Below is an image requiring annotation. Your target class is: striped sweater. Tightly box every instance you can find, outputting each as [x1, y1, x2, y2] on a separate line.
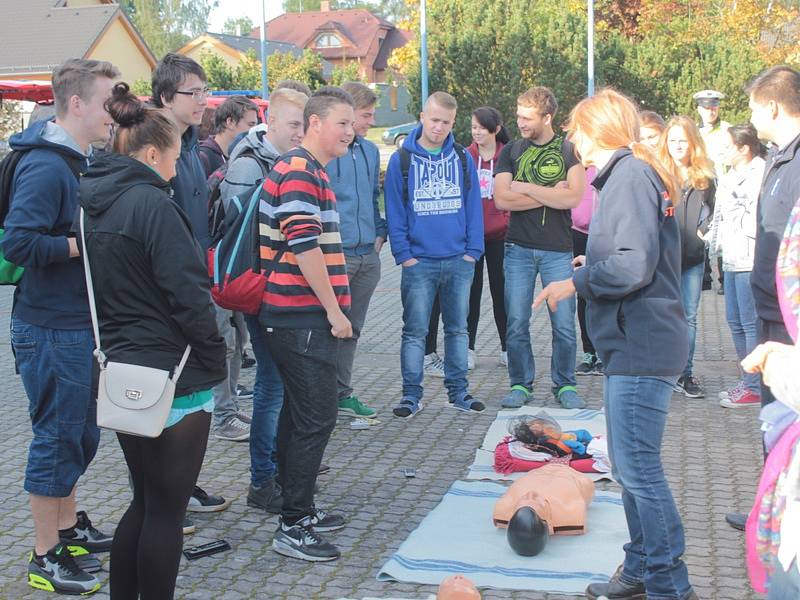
[257, 146, 351, 328]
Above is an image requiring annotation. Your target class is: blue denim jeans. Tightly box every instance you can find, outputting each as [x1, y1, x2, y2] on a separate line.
[604, 375, 693, 600]
[400, 256, 474, 402]
[723, 270, 760, 393]
[680, 262, 703, 378]
[768, 559, 800, 600]
[245, 315, 284, 488]
[503, 243, 577, 390]
[11, 315, 99, 498]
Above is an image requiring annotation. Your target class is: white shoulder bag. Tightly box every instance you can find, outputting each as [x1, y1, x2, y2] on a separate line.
[80, 207, 191, 438]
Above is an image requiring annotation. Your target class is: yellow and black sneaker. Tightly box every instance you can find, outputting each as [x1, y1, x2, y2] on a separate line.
[59, 511, 113, 553]
[28, 543, 101, 595]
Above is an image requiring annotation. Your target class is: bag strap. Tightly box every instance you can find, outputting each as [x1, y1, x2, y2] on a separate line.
[79, 207, 191, 378]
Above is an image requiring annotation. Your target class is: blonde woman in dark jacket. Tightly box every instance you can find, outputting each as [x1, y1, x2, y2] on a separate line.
[658, 115, 717, 399]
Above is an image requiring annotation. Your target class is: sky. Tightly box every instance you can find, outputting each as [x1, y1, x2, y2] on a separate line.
[206, 1, 285, 34]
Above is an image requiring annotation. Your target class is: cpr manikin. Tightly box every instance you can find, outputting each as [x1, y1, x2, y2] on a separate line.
[436, 575, 481, 599]
[493, 463, 595, 556]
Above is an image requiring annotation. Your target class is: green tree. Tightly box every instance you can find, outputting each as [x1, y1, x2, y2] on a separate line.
[267, 50, 327, 90]
[119, 0, 217, 58]
[329, 61, 364, 86]
[222, 16, 253, 36]
[0, 101, 23, 139]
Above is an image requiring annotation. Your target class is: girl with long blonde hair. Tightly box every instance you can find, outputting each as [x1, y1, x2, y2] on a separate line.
[658, 116, 717, 399]
[535, 88, 697, 600]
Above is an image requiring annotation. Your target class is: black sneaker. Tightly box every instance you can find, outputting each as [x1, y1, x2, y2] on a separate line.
[585, 565, 646, 599]
[678, 375, 704, 398]
[309, 506, 346, 532]
[28, 543, 101, 595]
[576, 352, 596, 376]
[241, 352, 256, 369]
[59, 511, 113, 554]
[247, 479, 283, 514]
[236, 384, 254, 400]
[592, 359, 604, 375]
[272, 516, 340, 562]
[187, 485, 232, 513]
[67, 546, 102, 574]
[725, 512, 746, 531]
[183, 517, 196, 535]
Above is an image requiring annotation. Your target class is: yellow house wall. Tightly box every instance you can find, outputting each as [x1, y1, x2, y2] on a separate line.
[86, 17, 153, 82]
[183, 42, 241, 69]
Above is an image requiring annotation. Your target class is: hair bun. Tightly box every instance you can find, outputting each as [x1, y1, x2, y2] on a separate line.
[106, 82, 146, 128]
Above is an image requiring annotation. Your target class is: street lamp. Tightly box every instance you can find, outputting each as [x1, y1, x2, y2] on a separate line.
[420, 0, 428, 103]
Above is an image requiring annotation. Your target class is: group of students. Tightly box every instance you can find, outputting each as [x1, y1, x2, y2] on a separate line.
[3, 48, 800, 600]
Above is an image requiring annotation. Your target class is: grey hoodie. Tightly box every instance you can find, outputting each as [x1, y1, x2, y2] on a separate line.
[219, 125, 281, 209]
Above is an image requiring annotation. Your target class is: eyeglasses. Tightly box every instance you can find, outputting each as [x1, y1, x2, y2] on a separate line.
[174, 88, 209, 102]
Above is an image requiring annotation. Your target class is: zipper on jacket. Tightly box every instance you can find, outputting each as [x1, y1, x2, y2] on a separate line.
[352, 143, 362, 249]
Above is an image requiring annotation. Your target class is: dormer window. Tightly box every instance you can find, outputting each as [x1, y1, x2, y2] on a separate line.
[316, 33, 341, 48]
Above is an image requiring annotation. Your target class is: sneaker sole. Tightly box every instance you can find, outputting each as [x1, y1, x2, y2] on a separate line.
[187, 498, 232, 513]
[183, 524, 196, 535]
[337, 407, 377, 418]
[214, 431, 250, 442]
[312, 522, 346, 533]
[61, 540, 112, 554]
[586, 590, 646, 600]
[720, 399, 760, 408]
[28, 573, 101, 596]
[683, 390, 705, 399]
[271, 540, 339, 562]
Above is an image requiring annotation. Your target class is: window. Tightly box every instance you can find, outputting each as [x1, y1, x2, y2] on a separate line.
[316, 33, 341, 48]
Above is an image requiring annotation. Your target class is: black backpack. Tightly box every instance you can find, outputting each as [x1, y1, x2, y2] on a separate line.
[0, 148, 81, 285]
[397, 143, 471, 204]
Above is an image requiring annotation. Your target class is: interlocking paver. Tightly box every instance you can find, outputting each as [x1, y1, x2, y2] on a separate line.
[0, 249, 763, 599]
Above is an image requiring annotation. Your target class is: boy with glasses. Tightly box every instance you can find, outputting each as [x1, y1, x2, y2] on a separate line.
[150, 52, 230, 519]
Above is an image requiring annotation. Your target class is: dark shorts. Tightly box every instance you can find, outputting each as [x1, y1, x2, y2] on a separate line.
[11, 315, 99, 497]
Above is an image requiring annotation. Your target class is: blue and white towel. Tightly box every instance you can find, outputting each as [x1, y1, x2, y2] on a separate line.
[467, 407, 611, 482]
[377, 480, 626, 594]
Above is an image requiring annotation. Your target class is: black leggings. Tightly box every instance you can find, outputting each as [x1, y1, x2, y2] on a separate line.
[110, 410, 210, 600]
[572, 229, 595, 355]
[425, 239, 507, 353]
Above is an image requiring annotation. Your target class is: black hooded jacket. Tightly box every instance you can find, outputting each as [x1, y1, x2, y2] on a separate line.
[78, 152, 226, 396]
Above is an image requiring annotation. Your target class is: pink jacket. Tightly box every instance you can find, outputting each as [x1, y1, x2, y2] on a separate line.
[570, 166, 597, 234]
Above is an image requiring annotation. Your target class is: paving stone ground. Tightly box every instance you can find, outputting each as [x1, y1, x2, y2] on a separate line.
[0, 250, 762, 599]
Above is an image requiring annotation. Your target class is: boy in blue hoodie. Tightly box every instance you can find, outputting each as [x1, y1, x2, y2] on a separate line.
[3, 58, 119, 595]
[385, 91, 485, 418]
[327, 82, 387, 419]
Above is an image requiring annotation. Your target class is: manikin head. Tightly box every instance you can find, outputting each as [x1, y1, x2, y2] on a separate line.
[437, 575, 481, 600]
[506, 492, 550, 557]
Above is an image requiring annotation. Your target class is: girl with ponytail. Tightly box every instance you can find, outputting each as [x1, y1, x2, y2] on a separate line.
[534, 88, 698, 600]
[80, 82, 226, 599]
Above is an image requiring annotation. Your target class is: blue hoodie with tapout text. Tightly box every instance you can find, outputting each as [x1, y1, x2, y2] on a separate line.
[384, 124, 483, 265]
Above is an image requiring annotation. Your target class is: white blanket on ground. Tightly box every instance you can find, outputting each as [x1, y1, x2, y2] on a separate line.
[466, 407, 612, 482]
[376, 480, 627, 594]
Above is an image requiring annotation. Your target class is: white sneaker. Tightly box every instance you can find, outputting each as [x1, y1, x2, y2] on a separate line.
[423, 353, 445, 378]
[500, 351, 508, 366]
[467, 349, 475, 370]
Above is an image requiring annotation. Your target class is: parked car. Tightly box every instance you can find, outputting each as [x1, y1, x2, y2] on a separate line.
[382, 121, 416, 149]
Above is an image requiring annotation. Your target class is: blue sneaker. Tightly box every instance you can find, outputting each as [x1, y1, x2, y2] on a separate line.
[556, 385, 586, 409]
[501, 386, 531, 408]
[393, 397, 423, 419]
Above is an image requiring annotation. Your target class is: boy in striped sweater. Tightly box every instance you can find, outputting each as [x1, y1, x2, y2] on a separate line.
[257, 87, 354, 562]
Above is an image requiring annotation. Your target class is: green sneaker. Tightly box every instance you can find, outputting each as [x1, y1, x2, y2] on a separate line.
[338, 396, 377, 418]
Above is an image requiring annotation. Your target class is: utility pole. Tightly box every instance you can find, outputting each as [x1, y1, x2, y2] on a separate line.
[587, 0, 595, 97]
[260, 0, 269, 100]
[420, 0, 428, 103]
